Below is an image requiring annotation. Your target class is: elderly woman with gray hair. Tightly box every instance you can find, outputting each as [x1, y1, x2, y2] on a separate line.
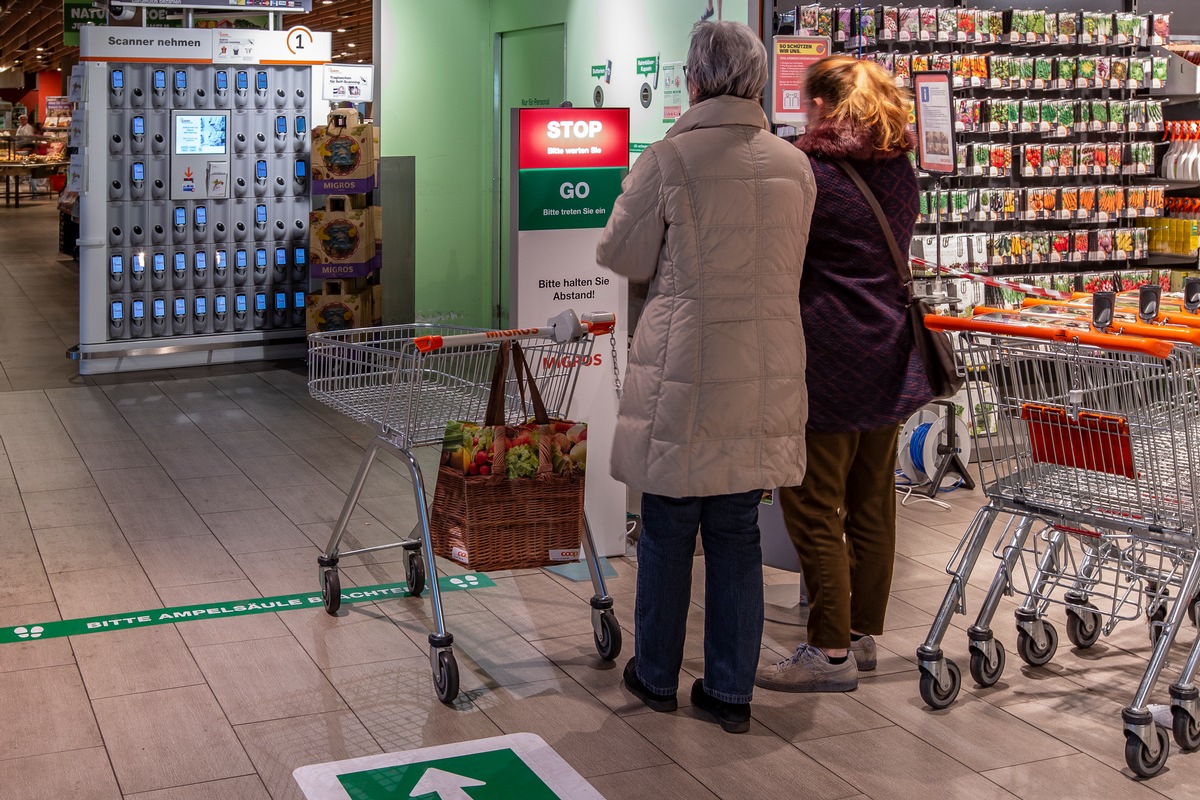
[596, 20, 815, 733]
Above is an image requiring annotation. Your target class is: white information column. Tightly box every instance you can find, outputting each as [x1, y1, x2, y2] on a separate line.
[510, 107, 630, 557]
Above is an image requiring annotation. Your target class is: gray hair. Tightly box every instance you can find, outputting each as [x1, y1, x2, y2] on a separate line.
[686, 20, 768, 101]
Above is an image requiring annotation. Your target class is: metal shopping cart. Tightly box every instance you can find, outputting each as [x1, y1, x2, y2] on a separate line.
[915, 301, 1200, 777]
[307, 309, 622, 703]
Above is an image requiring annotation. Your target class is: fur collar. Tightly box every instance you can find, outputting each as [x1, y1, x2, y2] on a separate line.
[797, 118, 915, 161]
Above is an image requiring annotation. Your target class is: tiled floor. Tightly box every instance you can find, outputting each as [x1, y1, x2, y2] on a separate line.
[2, 201, 1199, 798]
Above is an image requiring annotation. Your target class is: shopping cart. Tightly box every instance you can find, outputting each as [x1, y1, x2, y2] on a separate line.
[307, 309, 622, 703]
[915, 303, 1200, 777]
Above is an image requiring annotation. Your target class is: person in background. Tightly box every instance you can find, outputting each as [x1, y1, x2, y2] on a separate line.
[597, 20, 815, 733]
[755, 55, 932, 694]
[14, 114, 34, 151]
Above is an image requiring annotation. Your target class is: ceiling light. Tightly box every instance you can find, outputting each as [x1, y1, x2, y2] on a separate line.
[322, 0, 333, 4]
[35, 47, 43, 52]
[348, 43, 356, 47]
[357, 59, 364, 63]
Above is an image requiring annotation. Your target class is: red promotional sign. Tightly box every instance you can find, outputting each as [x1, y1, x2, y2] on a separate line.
[518, 108, 630, 170]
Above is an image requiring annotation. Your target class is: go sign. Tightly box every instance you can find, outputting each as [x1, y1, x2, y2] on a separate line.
[559, 182, 590, 199]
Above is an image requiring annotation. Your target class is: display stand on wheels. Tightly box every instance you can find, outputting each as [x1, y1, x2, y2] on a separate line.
[307, 308, 623, 703]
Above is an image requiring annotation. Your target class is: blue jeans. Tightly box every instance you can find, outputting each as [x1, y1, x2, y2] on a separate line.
[635, 489, 765, 704]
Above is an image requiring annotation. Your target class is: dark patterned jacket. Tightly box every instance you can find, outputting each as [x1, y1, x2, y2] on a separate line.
[796, 121, 933, 432]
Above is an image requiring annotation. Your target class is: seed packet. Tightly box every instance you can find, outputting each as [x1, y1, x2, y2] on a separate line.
[1115, 229, 1135, 257]
[1152, 57, 1168, 85]
[972, 54, 989, 81]
[1057, 57, 1077, 83]
[957, 9, 977, 40]
[990, 55, 1010, 85]
[881, 6, 899, 40]
[1077, 56, 1097, 84]
[1058, 12, 1079, 41]
[1095, 57, 1111, 84]
[1114, 12, 1139, 45]
[951, 189, 971, 218]
[1091, 146, 1108, 172]
[1132, 228, 1148, 258]
[1060, 188, 1080, 214]
[836, 6, 854, 41]
[1023, 144, 1043, 174]
[1091, 100, 1109, 126]
[1129, 57, 1147, 86]
[798, 4, 820, 34]
[893, 55, 911, 83]
[931, 53, 953, 73]
[1031, 233, 1051, 263]
[1107, 144, 1125, 174]
[1074, 231, 1090, 259]
[971, 143, 989, 173]
[1128, 101, 1147, 129]
[991, 143, 1010, 173]
[1060, 145, 1077, 174]
[1133, 142, 1155, 173]
[1035, 57, 1053, 83]
[857, 7, 877, 44]
[1044, 12, 1058, 41]
[1109, 101, 1127, 127]
[956, 98, 979, 131]
[1151, 13, 1171, 44]
[1031, 10, 1047, 39]
[1018, 57, 1035, 83]
[938, 7, 958, 39]
[1010, 10, 1028, 37]
[1111, 58, 1128, 83]
[1079, 187, 1097, 214]
[986, 9, 1005, 40]
[1041, 189, 1058, 216]
[1082, 12, 1111, 43]
[1043, 144, 1061, 173]
[1095, 12, 1114, 40]
[1051, 232, 1071, 259]
[1147, 101, 1163, 126]
[1021, 100, 1041, 127]
[1096, 229, 1114, 258]
[1077, 102, 1091, 126]
[816, 5, 833, 37]
[919, 7, 938, 40]
[898, 7, 920, 41]
[1006, 99, 1020, 128]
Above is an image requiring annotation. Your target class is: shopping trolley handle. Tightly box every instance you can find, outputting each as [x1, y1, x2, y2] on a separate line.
[925, 313, 1176, 358]
[413, 309, 618, 353]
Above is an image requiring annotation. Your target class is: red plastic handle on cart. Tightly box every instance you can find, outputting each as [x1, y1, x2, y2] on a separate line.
[413, 335, 442, 353]
[924, 314, 1176, 358]
[973, 306, 1200, 346]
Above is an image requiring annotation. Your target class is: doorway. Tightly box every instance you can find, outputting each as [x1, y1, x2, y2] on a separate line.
[493, 24, 565, 327]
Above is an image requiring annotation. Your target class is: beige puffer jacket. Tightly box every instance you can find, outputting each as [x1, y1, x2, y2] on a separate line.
[597, 96, 815, 498]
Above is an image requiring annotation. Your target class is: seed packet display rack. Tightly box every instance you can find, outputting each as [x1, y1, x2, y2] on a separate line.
[775, 5, 1187, 299]
[307, 309, 621, 703]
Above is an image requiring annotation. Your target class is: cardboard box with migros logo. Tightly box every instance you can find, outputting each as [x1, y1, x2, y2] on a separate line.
[312, 121, 379, 194]
[306, 279, 374, 333]
[310, 195, 377, 279]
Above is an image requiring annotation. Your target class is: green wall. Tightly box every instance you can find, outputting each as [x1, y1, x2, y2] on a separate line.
[379, 0, 751, 326]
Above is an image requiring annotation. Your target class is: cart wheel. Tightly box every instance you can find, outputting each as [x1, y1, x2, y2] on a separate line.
[919, 659, 961, 710]
[1173, 707, 1200, 751]
[594, 610, 622, 661]
[433, 650, 459, 704]
[1066, 604, 1102, 649]
[321, 567, 341, 615]
[405, 550, 426, 597]
[1016, 622, 1058, 667]
[969, 642, 1006, 688]
[1187, 593, 1199, 627]
[1125, 724, 1170, 778]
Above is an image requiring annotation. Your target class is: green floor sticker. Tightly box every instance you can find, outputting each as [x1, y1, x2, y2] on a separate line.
[0, 574, 494, 645]
[339, 750, 559, 800]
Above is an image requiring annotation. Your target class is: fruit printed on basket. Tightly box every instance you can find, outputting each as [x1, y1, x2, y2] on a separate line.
[442, 420, 586, 478]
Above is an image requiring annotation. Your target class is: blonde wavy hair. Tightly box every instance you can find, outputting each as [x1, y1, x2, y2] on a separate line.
[804, 56, 911, 153]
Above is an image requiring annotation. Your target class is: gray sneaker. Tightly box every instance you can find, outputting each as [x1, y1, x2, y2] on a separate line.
[850, 635, 877, 671]
[755, 644, 859, 693]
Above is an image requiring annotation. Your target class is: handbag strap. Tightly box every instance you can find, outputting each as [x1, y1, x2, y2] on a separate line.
[482, 340, 552, 427]
[834, 159, 913, 287]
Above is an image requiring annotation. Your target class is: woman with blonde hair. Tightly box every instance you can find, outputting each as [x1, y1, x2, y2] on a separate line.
[756, 55, 932, 693]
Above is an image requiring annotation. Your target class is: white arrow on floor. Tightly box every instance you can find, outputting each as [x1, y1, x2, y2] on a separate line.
[409, 767, 486, 799]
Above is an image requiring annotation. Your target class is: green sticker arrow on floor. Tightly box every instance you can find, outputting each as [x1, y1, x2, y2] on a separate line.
[0, 574, 494, 645]
[293, 733, 605, 799]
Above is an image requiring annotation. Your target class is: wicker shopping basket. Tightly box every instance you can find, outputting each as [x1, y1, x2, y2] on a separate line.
[429, 342, 585, 571]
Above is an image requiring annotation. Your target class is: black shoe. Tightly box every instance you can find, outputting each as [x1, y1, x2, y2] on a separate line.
[622, 659, 677, 712]
[690, 679, 751, 733]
